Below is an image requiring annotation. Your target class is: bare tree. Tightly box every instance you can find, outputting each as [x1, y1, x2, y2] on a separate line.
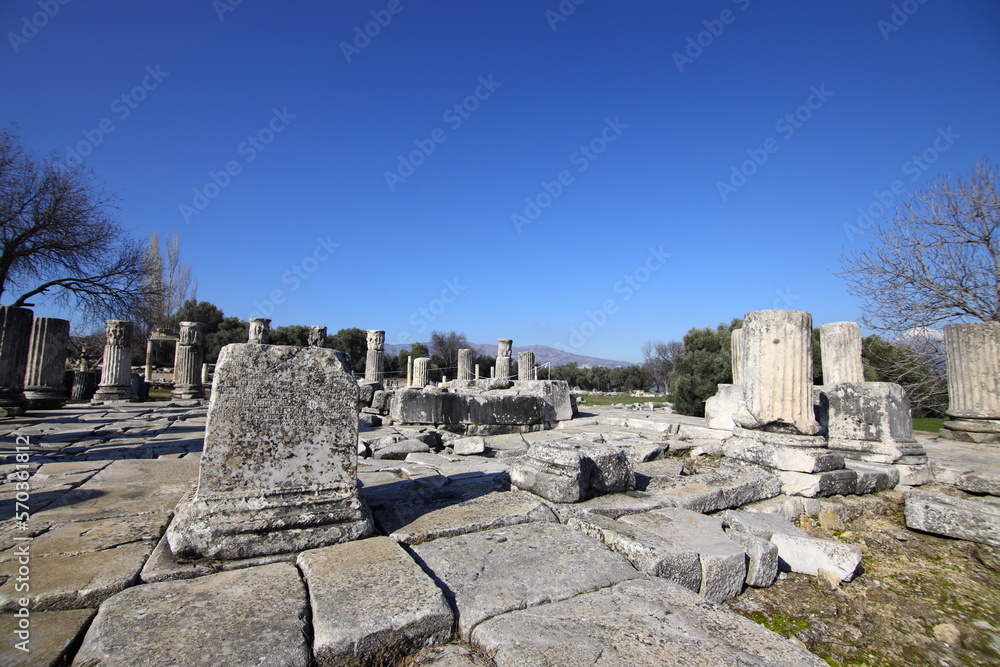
[863, 330, 948, 417]
[0, 128, 147, 324]
[641, 339, 683, 393]
[840, 158, 999, 334]
[430, 331, 470, 373]
[140, 231, 196, 332]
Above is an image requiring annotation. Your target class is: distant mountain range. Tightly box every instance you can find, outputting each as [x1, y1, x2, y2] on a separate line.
[383, 342, 635, 369]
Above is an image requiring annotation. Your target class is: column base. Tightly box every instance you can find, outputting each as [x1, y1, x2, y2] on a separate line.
[0, 392, 28, 416]
[91, 385, 135, 403]
[24, 388, 69, 410]
[171, 385, 206, 400]
[940, 419, 1000, 445]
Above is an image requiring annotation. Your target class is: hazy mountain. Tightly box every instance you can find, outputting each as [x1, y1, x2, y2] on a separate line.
[383, 342, 636, 368]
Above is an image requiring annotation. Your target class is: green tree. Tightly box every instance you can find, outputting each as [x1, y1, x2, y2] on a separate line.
[269, 325, 310, 347]
[668, 319, 741, 417]
[174, 299, 224, 334]
[328, 328, 367, 373]
[206, 316, 248, 363]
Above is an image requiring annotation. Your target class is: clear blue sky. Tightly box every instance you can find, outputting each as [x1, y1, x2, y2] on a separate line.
[3, 1, 998, 362]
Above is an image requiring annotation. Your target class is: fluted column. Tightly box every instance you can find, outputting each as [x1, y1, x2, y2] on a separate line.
[518, 351, 535, 381]
[457, 348, 472, 381]
[307, 326, 327, 347]
[24, 317, 70, 409]
[93, 320, 134, 402]
[735, 310, 820, 435]
[248, 318, 270, 344]
[172, 322, 206, 400]
[364, 330, 384, 383]
[0, 306, 33, 415]
[941, 322, 1000, 444]
[413, 357, 430, 388]
[406, 356, 413, 387]
[731, 328, 745, 385]
[820, 321, 864, 384]
[496, 339, 512, 381]
[944, 322, 1000, 418]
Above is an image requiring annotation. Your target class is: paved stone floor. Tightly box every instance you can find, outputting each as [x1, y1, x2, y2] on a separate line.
[0, 401, 995, 666]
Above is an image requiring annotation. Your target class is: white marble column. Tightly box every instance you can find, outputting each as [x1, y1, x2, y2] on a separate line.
[941, 321, 1000, 444]
[364, 330, 385, 383]
[248, 318, 270, 344]
[93, 320, 134, 402]
[731, 328, 744, 385]
[518, 351, 535, 381]
[171, 321, 206, 400]
[496, 339, 512, 381]
[457, 348, 472, 381]
[820, 321, 864, 384]
[413, 357, 430, 388]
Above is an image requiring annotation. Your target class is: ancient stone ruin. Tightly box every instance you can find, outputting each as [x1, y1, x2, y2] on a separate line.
[92, 320, 134, 403]
[939, 321, 1000, 444]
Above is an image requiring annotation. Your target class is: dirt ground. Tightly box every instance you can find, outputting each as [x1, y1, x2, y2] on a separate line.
[726, 489, 1000, 667]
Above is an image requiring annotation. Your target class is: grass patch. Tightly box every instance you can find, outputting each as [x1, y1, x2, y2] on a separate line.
[578, 394, 664, 406]
[912, 417, 945, 433]
[747, 611, 809, 638]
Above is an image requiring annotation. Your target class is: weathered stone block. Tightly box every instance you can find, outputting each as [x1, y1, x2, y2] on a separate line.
[705, 383, 741, 431]
[510, 442, 632, 503]
[166, 344, 373, 560]
[724, 435, 844, 473]
[905, 488, 1000, 547]
[725, 529, 779, 588]
[768, 533, 863, 581]
[778, 469, 858, 498]
[820, 382, 924, 463]
[298, 537, 453, 665]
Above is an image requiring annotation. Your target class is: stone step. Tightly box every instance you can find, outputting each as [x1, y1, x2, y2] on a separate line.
[904, 488, 1000, 547]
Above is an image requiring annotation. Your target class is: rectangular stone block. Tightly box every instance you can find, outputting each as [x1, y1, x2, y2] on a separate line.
[778, 469, 858, 498]
[905, 489, 1000, 547]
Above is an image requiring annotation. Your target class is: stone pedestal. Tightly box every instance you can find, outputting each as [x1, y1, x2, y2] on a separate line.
[731, 328, 744, 385]
[496, 339, 512, 381]
[820, 382, 925, 463]
[171, 322, 206, 400]
[308, 326, 327, 347]
[0, 306, 33, 416]
[458, 348, 472, 381]
[364, 330, 384, 383]
[940, 322, 1000, 444]
[248, 318, 270, 344]
[734, 310, 820, 436]
[24, 316, 70, 409]
[166, 344, 373, 559]
[518, 351, 535, 381]
[413, 357, 430, 388]
[820, 322, 864, 384]
[92, 320, 134, 403]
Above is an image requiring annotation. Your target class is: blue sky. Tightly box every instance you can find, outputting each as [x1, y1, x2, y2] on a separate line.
[3, 1, 998, 362]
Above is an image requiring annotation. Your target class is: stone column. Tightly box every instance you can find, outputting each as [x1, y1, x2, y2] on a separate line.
[24, 317, 70, 409]
[413, 357, 430, 388]
[171, 322, 206, 400]
[0, 306, 33, 415]
[364, 330, 385, 383]
[496, 339, 512, 381]
[731, 328, 745, 385]
[201, 363, 210, 384]
[406, 356, 413, 387]
[734, 310, 820, 435]
[941, 322, 1000, 443]
[457, 348, 472, 381]
[308, 326, 327, 347]
[474, 363, 480, 380]
[93, 320, 134, 403]
[518, 351, 535, 381]
[144, 338, 154, 382]
[820, 321, 864, 384]
[248, 318, 270, 344]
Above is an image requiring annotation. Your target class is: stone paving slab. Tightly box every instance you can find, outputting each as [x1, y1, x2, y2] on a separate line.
[411, 521, 642, 639]
[30, 458, 199, 524]
[298, 536, 453, 665]
[905, 487, 1000, 547]
[74, 562, 310, 666]
[139, 531, 296, 584]
[0, 540, 156, 611]
[0, 608, 95, 667]
[0, 512, 169, 561]
[471, 577, 827, 666]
